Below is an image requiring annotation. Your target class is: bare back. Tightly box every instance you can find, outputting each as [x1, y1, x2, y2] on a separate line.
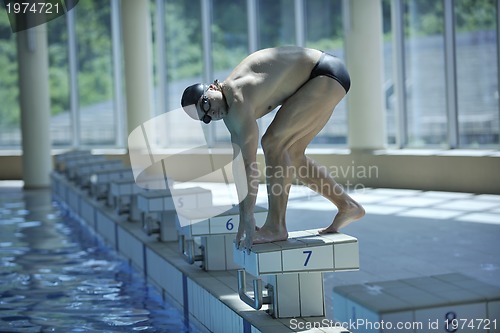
[225, 47, 322, 119]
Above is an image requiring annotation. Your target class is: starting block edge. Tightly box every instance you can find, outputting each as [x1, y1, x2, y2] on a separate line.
[233, 231, 359, 275]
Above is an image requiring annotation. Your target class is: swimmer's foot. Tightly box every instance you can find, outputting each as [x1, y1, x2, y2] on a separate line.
[319, 202, 365, 234]
[253, 225, 288, 244]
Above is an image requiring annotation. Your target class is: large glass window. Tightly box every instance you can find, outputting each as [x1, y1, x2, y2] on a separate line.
[455, 0, 498, 147]
[164, 0, 202, 98]
[160, 0, 203, 147]
[382, 0, 396, 145]
[48, 14, 70, 147]
[257, 0, 295, 49]
[255, 0, 296, 144]
[393, 0, 499, 149]
[75, 2, 115, 146]
[212, 0, 248, 144]
[0, 11, 20, 148]
[404, 0, 447, 147]
[6, 0, 498, 151]
[305, 0, 346, 145]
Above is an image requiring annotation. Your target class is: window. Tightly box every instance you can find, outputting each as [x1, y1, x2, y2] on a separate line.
[160, 0, 203, 147]
[455, 0, 498, 147]
[48, 14, 70, 147]
[257, 0, 295, 49]
[75, 2, 115, 146]
[392, 0, 499, 149]
[6, 0, 496, 151]
[404, 0, 447, 147]
[212, 0, 248, 144]
[0, 11, 20, 148]
[305, 0, 346, 145]
[382, 0, 396, 145]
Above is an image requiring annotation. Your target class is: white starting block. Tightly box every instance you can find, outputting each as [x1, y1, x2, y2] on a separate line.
[74, 159, 124, 187]
[63, 155, 108, 179]
[136, 187, 212, 242]
[54, 150, 91, 172]
[50, 171, 67, 202]
[233, 230, 359, 318]
[109, 178, 144, 221]
[89, 167, 134, 201]
[176, 205, 267, 271]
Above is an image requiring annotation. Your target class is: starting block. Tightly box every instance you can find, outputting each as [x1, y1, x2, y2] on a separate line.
[54, 150, 91, 171]
[233, 230, 359, 318]
[63, 155, 108, 179]
[52, 152, 96, 203]
[72, 159, 123, 186]
[54, 150, 92, 172]
[109, 178, 144, 221]
[177, 205, 267, 271]
[89, 167, 134, 201]
[136, 187, 212, 242]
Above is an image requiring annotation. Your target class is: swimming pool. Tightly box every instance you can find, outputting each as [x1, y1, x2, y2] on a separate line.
[0, 189, 203, 333]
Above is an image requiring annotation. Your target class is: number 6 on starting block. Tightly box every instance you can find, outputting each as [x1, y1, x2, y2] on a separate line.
[177, 205, 267, 271]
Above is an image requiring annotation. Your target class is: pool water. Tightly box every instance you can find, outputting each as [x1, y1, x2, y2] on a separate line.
[0, 189, 203, 333]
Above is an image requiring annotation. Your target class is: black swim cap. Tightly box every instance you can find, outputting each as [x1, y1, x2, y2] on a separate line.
[181, 83, 205, 121]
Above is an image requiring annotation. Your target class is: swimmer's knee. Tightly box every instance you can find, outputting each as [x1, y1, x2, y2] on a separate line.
[287, 143, 306, 160]
[261, 131, 279, 153]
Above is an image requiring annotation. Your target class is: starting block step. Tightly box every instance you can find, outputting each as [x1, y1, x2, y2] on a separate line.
[177, 205, 267, 237]
[333, 274, 500, 333]
[110, 178, 143, 219]
[234, 230, 359, 276]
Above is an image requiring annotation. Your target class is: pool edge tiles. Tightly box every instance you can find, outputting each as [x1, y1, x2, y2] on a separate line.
[333, 274, 500, 333]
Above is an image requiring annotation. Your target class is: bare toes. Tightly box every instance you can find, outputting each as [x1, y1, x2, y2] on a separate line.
[318, 228, 338, 234]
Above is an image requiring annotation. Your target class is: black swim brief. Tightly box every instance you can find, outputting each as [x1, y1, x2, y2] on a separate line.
[309, 52, 351, 93]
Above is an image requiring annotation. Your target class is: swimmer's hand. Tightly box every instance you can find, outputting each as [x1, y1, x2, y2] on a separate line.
[236, 215, 256, 254]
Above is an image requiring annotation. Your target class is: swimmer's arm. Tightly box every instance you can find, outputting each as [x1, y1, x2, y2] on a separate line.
[230, 117, 259, 250]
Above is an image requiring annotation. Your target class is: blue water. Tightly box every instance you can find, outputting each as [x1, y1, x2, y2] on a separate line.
[0, 189, 202, 333]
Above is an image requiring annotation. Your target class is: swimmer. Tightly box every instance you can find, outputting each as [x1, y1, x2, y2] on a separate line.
[181, 47, 365, 251]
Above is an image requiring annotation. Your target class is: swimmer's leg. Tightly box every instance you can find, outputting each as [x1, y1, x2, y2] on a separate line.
[255, 77, 364, 244]
[294, 156, 365, 233]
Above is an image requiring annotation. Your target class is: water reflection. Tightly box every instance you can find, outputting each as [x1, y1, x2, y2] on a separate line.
[0, 189, 200, 332]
